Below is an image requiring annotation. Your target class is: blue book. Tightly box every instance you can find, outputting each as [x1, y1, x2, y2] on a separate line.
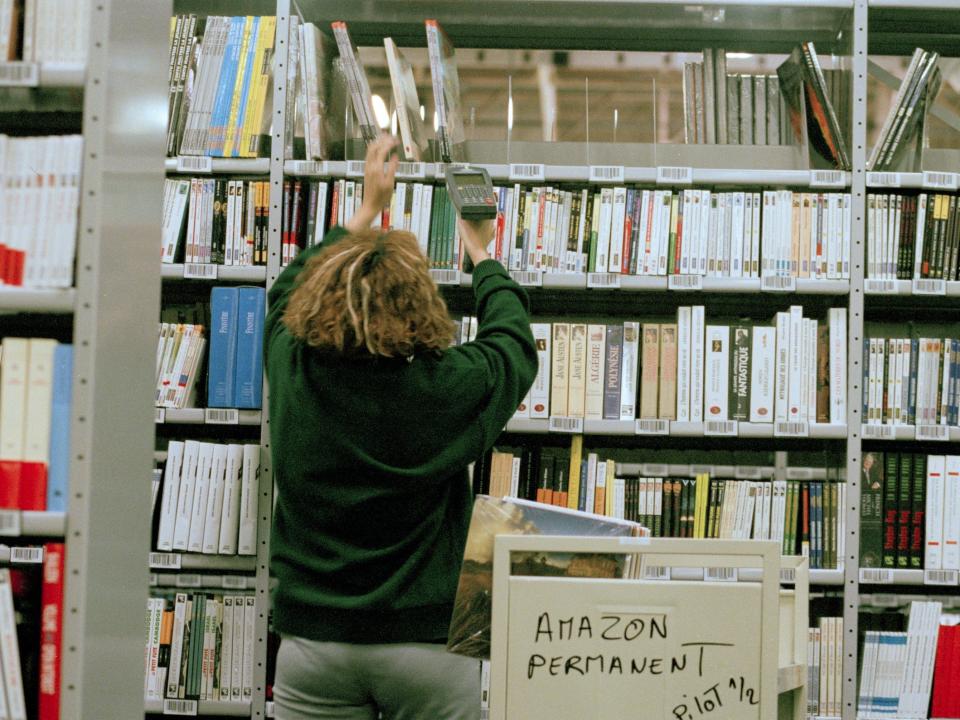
[206, 16, 245, 156]
[46, 344, 73, 512]
[233, 286, 265, 408]
[230, 16, 259, 157]
[208, 287, 240, 408]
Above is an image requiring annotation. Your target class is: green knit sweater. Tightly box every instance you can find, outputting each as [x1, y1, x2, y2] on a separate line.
[265, 226, 538, 643]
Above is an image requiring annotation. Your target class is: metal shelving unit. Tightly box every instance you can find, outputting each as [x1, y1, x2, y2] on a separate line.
[161, 264, 268, 282]
[0, 288, 75, 313]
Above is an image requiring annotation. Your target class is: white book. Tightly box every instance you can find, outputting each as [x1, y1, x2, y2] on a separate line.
[238, 445, 261, 555]
[575, 188, 590, 273]
[705, 194, 719, 276]
[787, 306, 804, 422]
[749, 192, 762, 277]
[761, 191, 776, 276]
[584, 454, 598, 517]
[774, 313, 790, 423]
[202, 444, 229, 554]
[508, 184, 523, 271]
[750, 326, 776, 423]
[703, 325, 730, 421]
[242, 597, 256, 700]
[675, 307, 692, 422]
[827, 193, 840, 280]
[23, 338, 55, 465]
[166, 593, 189, 698]
[568, 324, 587, 419]
[607, 187, 626, 273]
[751, 482, 765, 540]
[146, 597, 164, 700]
[187, 442, 215, 553]
[157, 441, 185, 552]
[926, 455, 946, 571]
[510, 457, 521, 498]
[172, 440, 201, 551]
[690, 190, 704, 276]
[231, 596, 244, 700]
[807, 319, 818, 424]
[729, 192, 745, 277]
[913, 193, 927, 279]
[771, 480, 787, 544]
[760, 481, 773, 540]
[858, 631, 877, 714]
[529, 323, 551, 419]
[410, 183, 423, 236]
[595, 188, 614, 273]
[0, 338, 28, 462]
[584, 324, 606, 420]
[679, 190, 693, 274]
[201, 597, 216, 699]
[620, 322, 640, 420]
[828, 309, 847, 424]
[637, 190, 653, 275]
[0, 569, 25, 720]
[698, 189, 711, 275]
[718, 192, 730, 276]
[550, 323, 570, 418]
[689, 306, 706, 423]
[219, 596, 235, 701]
[943, 456, 960, 571]
[656, 191, 671, 275]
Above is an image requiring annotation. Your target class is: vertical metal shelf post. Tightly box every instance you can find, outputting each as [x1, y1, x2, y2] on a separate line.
[60, 0, 169, 718]
[844, 1, 869, 718]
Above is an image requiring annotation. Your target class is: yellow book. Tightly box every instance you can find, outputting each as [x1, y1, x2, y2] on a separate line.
[696, 473, 710, 538]
[605, 459, 616, 517]
[567, 435, 583, 511]
[222, 16, 254, 157]
[240, 16, 277, 157]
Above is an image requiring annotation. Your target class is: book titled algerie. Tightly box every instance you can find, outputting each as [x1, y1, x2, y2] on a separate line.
[446, 495, 646, 660]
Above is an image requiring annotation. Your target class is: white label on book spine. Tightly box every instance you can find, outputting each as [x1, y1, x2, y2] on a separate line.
[155, 407, 166, 424]
[222, 575, 247, 589]
[866, 172, 901, 188]
[774, 421, 809, 437]
[346, 160, 366, 177]
[924, 569, 959, 586]
[10, 546, 43, 564]
[0, 510, 21, 536]
[183, 263, 218, 280]
[635, 419, 670, 436]
[865, 279, 898, 294]
[162, 698, 199, 716]
[175, 574, 203, 588]
[149, 552, 182, 570]
[704, 420, 738, 436]
[704, 567, 738, 582]
[430, 269, 462, 285]
[668, 275, 702, 291]
[859, 568, 893, 584]
[510, 271, 543, 287]
[589, 166, 625, 183]
[761, 276, 796, 292]
[810, 170, 846, 188]
[862, 424, 895, 439]
[396, 162, 427, 179]
[176, 155, 213, 174]
[548, 416, 583, 434]
[586, 273, 621, 289]
[435, 163, 470, 179]
[922, 171, 959, 191]
[916, 424, 950, 441]
[779, 567, 796, 584]
[509, 164, 546, 182]
[912, 278, 946, 295]
[656, 166, 693, 185]
[0, 62, 39, 86]
[205, 408, 240, 425]
[643, 565, 672, 580]
[292, 160, 328, 175]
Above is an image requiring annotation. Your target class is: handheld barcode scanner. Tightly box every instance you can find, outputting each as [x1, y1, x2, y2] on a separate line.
[445, 167, 497, 274]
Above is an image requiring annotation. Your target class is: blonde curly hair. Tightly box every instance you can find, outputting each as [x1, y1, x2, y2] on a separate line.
[282, 228, 456, 357]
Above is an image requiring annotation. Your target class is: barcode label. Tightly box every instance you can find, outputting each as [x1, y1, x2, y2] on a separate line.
[163, 698, 198, 716]
[0, 62, 38, 86]
[205, 408, 239, 425]
[668, 274, 703, 291]
[0, 511, 21, 537]
[925, 569, 959, 586]
[510, 271, 543, 287]
[148, 573, 158, 586]
[265, 701, 276, 718]
[859, 568, 894, 584]
[549, 416, 584, 434]
[735, 466, 763, 480]
[292, 160, 328, 175]
[589, 165, 625, 183]
[222, 575, 247, 589]
[643, 565, 672, 580]
[787, 468, 815, 480]
[867, 172, 901, 188]
[396, 161, 427, 179]
[704, 421, 738, 437]
[10, 546, 43, 564]
[430, 269, 462, 285]
[149, 552, 182, 569]
[913, 278, 947, 295]
[761, 276, 797, 292]
[865, 279, 897, 293]
[862, 424, 896, 439]
[656, 166, 693, 185]
[870, 593, 900, 607]
[346, 160, 366, 177]
[690, 465, 713, 475]
[644, 464, 670, 477]
[810, 170, 846, 188]
[635, 419, 670, 436]
[922, 171, 959, 190]
[916, 424, 950, 441]
[176, 574, 203, 588]
[704, 567, 738, 582]
[436, 162, 470, 179]
[183, 263, 218, 280]
[587, 272, 621, 289]
[176, 155, 212, 173]
[155, 407, 166, 424]
[509, 164, 546, 182]
[775, 421, 809, 437]
[779, 567, 797, 583]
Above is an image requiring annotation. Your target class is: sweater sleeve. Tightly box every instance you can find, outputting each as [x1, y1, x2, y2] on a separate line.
[265, 225, 349, 346]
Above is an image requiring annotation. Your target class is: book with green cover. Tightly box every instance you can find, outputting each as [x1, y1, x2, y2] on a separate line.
[897, 454, 913, 568]
[882, 452, 899, 568]
[860, 451, 885, 568]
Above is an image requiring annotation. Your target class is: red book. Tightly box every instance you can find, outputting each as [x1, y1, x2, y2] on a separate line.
[17, 462, 47, 511]
[0, 460, 22, 509]
[38, 542, 65, 720]
[931, 624, 956, 718]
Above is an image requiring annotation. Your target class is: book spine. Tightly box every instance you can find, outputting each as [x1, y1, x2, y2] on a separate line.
[704, 325, 730, 421]
[603, 324, 623, 420]
[37, 543, 65, 720]
[675, 306, 691, 422]
[619, 322, 639, 421]
[860, 451, 885, 568]
[584, 324, 606, 420]
[568, 324, 587, 419]
[550, 324, 570, 417]
[882, 452, 899, 568]
[233, 287, 265, 409]
[689, 306, 706, 423]
[207, 287, 239, 408]
[529, 323, 551, 419]
[658, 324, 677, 420]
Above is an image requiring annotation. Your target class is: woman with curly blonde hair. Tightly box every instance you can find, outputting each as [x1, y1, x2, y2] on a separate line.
[266, 136, 538, 720]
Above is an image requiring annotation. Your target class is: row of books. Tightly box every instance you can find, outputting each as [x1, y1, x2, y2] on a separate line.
[0, 544, 63, 720]
[859, 453, 959, 574]
[154, 441, 260, 556]
[155, 323, 205, 410]
[207, 287, 264, 410]
[867, 192, 960, 281]
[0, 135, 81, 289]
[857, 601, 941, 719]
[0, 0, 86, 63]
[162, 179, 271, 267]
[144, 591, 256, 704]
[487, 307, 847, 426]
[167, 15, 276, 158]
[806, 617, 843, 718]
[0, 339, 71, 512]
[863, 335, 960, 429]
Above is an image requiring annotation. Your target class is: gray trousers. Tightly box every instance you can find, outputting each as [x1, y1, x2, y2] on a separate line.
[274, 635, 481, 720]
